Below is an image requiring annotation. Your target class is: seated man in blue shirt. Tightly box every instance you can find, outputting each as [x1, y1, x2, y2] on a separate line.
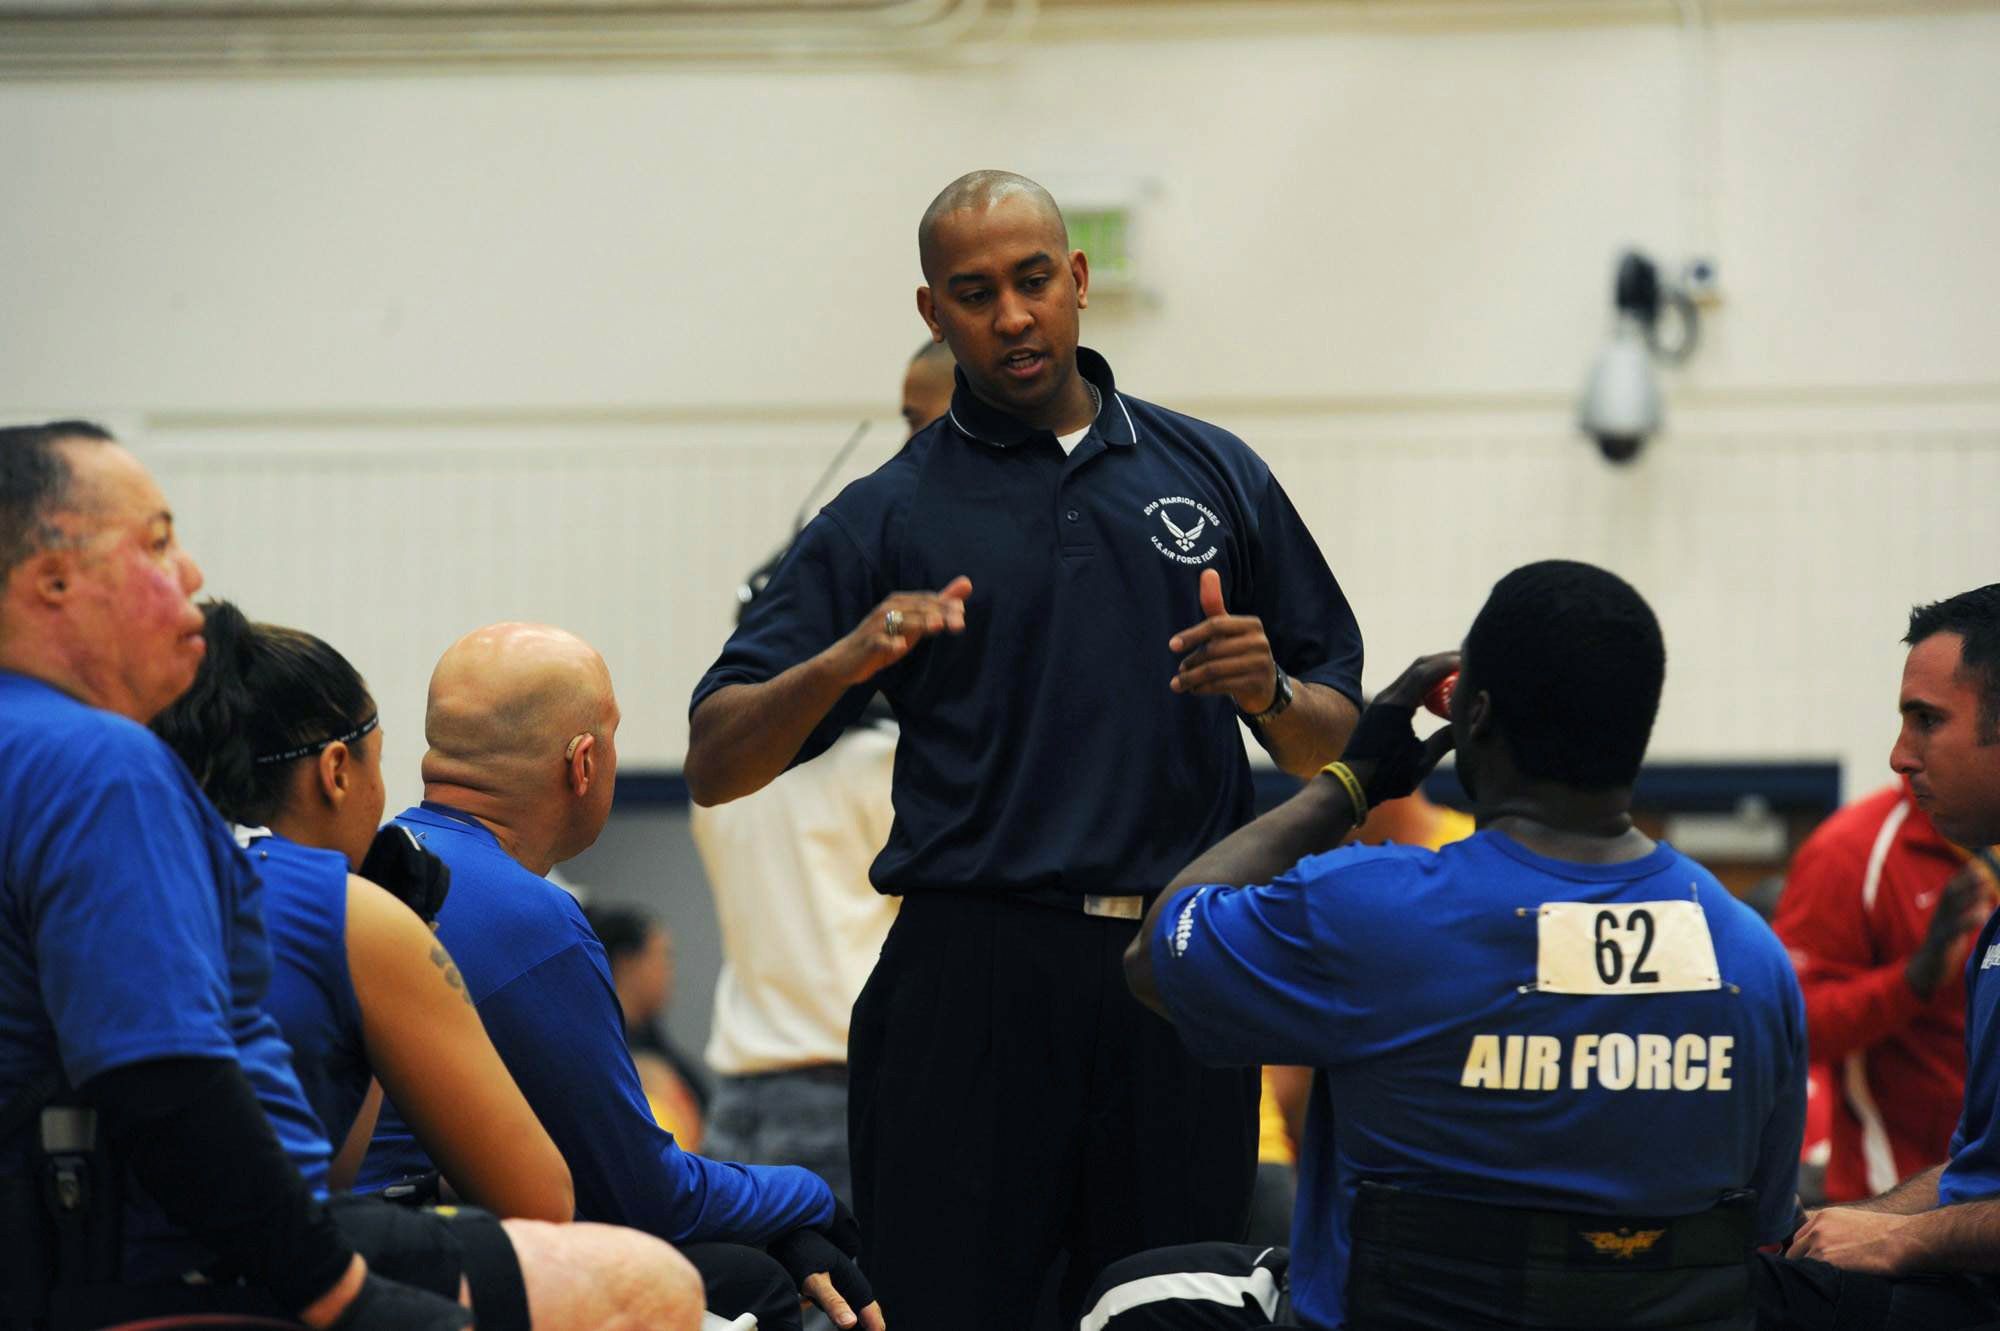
[0, 422, 463, 1331]
[1757, 583, 2000, 1331]
[359, 621, 880, 1331]
[687, 169, 1365, 1330]
[1104, 560, 1807, 1331]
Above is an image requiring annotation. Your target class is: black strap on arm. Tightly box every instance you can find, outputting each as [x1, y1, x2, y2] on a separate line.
[0, 1070, 66, 1331]
[79, 1057, 355, 1313]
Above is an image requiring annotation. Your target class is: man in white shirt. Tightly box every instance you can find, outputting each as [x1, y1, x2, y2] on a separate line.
[690, 712, 896, 1207]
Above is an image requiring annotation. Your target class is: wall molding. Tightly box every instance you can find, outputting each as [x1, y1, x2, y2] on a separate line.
[96, 377, 2000, 441]
[1, 0, 1992, 76]
[0, 0, 1039, 77]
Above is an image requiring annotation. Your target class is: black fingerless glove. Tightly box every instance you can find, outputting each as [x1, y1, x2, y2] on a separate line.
[359, 826, 452, 924]
[819, 1198, 861, 1257]
[328, 1271, 472, 1331]
[769, 1200, 873, 1311]
[1339, 702, 1429, 806]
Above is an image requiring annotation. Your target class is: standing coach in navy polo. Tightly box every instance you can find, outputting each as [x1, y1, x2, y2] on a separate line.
[686, 170, 1364, 1329]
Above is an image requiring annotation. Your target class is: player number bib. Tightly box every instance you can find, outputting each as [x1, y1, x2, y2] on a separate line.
[1534, 900, 1721, 995]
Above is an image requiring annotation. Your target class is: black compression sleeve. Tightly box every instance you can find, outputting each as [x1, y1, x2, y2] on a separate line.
[79, 1057, 355, 1311]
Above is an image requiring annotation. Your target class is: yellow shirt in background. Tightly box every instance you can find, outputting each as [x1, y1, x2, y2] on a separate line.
[1258, 1068, 1295, 1166]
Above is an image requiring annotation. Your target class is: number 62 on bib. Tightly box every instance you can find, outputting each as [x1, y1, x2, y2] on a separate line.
[1534, 900, 1721, 995]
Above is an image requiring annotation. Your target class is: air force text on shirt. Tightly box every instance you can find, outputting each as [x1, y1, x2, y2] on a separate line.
[1460, 1031, 1736, 1092]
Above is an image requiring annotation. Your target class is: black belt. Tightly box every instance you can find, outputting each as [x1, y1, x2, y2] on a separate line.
[1345, 1183, 1757, 1331]
[1353, 1181, 1756, 1272]
[907, 887, 1153, 919]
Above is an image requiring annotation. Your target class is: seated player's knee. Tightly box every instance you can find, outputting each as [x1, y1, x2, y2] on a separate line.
[678, 1243, 800, 1331]
[1079, 1243, 1287, 1331]
[1083, 1243, 1221, 1309]
[501, 1218, 704, 1331]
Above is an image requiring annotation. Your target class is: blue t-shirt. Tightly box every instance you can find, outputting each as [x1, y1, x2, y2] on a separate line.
[1938, 901, 2000, 1206]
[0, 672, 332, 1280]
[691, 348, 1363, 899]
[358, 803, 832, 1244]
[244, 830, 370, 1147]
[1151, 829, 1806, 1331]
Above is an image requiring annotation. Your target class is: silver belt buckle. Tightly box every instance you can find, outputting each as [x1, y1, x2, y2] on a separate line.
[1083, 894, 1144, 920]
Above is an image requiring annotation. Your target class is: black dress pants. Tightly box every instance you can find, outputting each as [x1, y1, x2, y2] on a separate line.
[849, 893, 1259, 1331]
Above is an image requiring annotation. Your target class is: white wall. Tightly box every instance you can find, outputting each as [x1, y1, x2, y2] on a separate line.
[3, 5, 1996, 818]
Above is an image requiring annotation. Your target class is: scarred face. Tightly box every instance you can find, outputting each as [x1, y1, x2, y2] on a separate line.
[54, 441, 207, 722]
[1892, 632, 2000, 848]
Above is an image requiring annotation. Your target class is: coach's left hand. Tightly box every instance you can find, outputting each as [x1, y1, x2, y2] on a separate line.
[1785, 1207, 1918, 1276]
[1169, 570, 1277, 711]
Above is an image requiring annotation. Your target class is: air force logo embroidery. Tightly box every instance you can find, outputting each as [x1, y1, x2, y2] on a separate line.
[1143, 497, 1222, 566]
[1161, 510, 1205, 551]
[1580, 1227, 1666, 1260]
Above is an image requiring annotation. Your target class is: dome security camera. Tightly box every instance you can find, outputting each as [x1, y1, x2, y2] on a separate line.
[1577, 251, 1698, 465]
[1579, 317, 1662, 464]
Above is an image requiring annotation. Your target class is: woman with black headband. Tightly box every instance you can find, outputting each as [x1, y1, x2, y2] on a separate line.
[150, 600, 574, 1224]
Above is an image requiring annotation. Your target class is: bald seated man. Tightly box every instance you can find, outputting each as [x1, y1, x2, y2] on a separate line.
[900, 340, 955, 436]
[358, 624, 882, 1331]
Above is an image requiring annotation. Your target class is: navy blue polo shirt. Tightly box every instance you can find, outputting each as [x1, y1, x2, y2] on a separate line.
[691, 348, 1362, 899]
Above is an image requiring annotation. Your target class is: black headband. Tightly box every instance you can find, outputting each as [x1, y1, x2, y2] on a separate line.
[253, 713, 380, 767]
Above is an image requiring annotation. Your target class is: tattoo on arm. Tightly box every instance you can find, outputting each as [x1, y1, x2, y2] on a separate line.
[429, 942, 472, 1006]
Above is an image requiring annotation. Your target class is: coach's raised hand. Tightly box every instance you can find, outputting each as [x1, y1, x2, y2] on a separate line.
[685, 575, 970, 807]
[833, 576, 973, 686]
[1169, 569, 1277, 712]
[1169, 567, 1361, 778]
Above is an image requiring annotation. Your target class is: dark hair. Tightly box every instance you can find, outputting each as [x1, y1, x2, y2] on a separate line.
[1461, 560, 1666, 790]
[583, 904, 656, 963]
[1906, 584, 2000, 742]
[0, 420, 114, 574]
[150, 600, 375, 826]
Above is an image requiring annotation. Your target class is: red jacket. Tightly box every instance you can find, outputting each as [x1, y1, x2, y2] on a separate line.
[1774, 784, 1976, 1202]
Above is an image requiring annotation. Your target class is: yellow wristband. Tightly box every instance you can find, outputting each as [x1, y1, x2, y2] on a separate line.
[1318, 761, 1369, 824]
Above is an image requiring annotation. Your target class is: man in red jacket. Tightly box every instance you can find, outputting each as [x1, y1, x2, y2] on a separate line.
[1774, 782, 2000, 1201]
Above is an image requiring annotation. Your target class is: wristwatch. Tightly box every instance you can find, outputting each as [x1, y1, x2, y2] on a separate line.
[1242, 664, 1294, 727]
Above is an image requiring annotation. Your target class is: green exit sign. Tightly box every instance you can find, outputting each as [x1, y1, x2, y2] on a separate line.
[1068, 206, 1136, 290]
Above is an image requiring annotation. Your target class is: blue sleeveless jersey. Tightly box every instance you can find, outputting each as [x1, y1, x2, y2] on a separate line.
[244, 830, 370, 1147]
[1151, 829, 1807, 1330]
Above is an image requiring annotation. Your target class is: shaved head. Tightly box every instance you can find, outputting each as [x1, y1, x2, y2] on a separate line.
[902, 340, 957, 435]
[423, 621, 615, 796]
[918, 170, 1068, 282]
